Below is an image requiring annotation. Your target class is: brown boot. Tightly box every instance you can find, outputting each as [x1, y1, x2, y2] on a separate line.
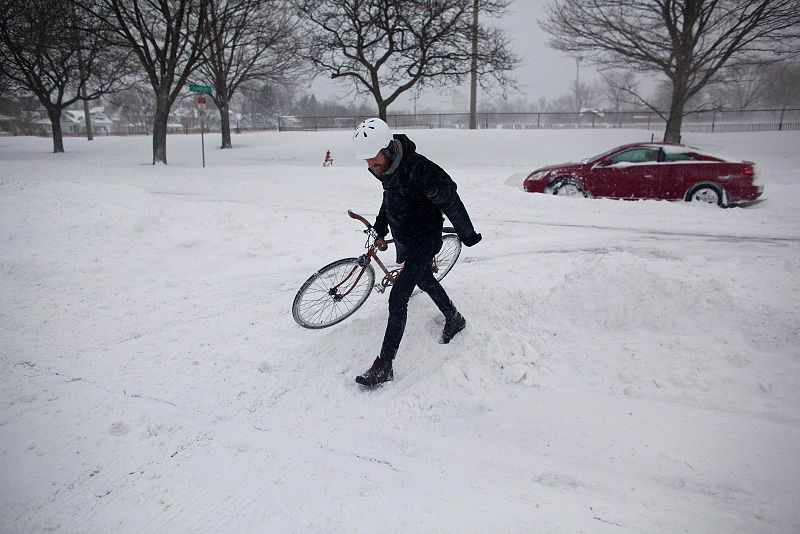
[355, 357, 394, 387]
[440, 312, 466, 344]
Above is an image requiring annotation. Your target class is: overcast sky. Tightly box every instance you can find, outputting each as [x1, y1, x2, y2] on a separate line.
[309, 0, 599, 112]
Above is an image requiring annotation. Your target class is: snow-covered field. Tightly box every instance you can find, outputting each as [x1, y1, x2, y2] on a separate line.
[1, 127, 798, 533]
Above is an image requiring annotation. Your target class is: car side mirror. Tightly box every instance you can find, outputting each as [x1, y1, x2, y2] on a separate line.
[599, 159, 613, 167]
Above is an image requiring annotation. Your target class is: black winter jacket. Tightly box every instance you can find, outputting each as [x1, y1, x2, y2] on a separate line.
[372, 134, 477, 260]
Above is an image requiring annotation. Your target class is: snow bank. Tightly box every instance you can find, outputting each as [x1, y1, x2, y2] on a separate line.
[1, 129, 799, 533]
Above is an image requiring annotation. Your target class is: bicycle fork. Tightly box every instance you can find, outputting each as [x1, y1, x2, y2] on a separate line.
[330, 257, 372, 301]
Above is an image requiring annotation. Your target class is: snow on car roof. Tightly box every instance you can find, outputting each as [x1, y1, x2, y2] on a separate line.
[635, 143, 741, 162]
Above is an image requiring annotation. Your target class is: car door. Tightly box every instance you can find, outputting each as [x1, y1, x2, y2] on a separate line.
[657, 149, 715, 200]
[588, 147, 662, 199]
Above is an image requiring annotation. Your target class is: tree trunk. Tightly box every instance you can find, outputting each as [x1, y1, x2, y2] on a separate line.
[663, 75, 688, 144]
[70, 3, 92, 141]
[152, 92, 171, 164]
[47, 106, 65, 153]
[219, 101, 232, 149]
[81, 89, 94, 141]
[377, 100, 387, 121]
[663, 104, 684, 144]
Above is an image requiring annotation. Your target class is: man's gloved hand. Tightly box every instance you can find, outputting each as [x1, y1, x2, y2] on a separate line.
[462, 232, 482, 247]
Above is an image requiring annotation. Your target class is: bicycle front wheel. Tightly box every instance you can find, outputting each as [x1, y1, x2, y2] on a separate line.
[432, 234, 462, 282]
[292, 258, 376, 329]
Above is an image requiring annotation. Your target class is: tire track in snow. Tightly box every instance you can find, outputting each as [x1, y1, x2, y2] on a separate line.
[483, 217, 800, 245]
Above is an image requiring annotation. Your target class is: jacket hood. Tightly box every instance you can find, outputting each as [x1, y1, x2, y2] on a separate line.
[393, 133, 416, 154]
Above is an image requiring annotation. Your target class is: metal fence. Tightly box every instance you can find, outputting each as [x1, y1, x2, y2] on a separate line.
[5, 107, 797, 138]
[275, 108, 800, 134]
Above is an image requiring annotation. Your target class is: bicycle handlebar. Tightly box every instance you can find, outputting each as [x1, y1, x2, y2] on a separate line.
[349, 209, 458, 237]
[347, 210, 373, 229]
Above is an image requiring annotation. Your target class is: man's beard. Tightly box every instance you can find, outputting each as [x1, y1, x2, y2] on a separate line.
[369, 160, 391, 176]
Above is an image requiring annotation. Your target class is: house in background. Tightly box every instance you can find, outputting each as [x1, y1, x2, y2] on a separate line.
[17, 104, 187, 136]
[0, 96, 222, 136]
[23, 107, 116, 136]
[0, 95, 29, 133]
[0, 113, 14, 133]
[61, 108, 116, 135]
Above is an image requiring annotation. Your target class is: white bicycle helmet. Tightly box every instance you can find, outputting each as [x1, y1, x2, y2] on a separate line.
[352, 118, 393, 159]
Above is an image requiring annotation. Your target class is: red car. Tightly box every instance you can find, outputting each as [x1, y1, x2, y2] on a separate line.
[522, 143, 763, 207]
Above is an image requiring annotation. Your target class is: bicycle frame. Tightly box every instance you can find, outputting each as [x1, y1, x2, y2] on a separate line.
[332, 229, 396, 301]
[330, 208, 460, 301]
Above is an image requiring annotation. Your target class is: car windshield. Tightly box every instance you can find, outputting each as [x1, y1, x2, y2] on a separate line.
[580, 146, 620, 163]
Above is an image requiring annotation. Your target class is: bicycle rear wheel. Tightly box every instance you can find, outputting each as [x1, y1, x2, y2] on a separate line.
[292, 258, 376, 329]
[432, 234, 461, 282]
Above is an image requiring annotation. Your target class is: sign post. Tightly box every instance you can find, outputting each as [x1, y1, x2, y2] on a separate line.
[198, 95, 206, 168]
[189, 84, 213, 167]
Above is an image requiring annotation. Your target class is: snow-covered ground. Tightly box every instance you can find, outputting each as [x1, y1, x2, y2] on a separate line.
[1, 127, 798, 533]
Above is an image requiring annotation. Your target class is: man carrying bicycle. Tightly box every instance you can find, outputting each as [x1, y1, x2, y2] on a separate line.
[352, 118, 482, 387]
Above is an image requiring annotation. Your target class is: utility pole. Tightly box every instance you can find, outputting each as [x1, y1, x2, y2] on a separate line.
[468, 0, 479, 129]
[575, 55, 582, 112]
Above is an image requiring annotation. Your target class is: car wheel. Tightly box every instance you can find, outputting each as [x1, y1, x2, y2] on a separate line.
[552, 178, 587, 198]
[687, 185, 725, 207]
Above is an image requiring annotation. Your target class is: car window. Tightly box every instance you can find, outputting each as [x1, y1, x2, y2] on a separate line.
[610, 148, 659, 164]
[663, 151, 698, 162]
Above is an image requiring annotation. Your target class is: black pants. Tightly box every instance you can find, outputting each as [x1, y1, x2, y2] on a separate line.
[379, 243, 457, 360]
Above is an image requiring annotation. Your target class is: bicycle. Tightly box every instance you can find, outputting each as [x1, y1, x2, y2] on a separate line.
[292, 210, 462, 329]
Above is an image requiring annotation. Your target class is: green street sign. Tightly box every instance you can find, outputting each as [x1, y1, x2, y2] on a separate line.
[189, 84, 212, 94]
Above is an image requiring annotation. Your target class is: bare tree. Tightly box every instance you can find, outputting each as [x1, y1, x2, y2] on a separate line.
[107, 82, 158, 134]
[573, 79, 600, 111]
[197, 0, 303, 149]
[756, 62, 800, 108]
[0, 0, 131, 152]
[86, 0, 208, 164]
[541, 0, 800, 142]
[294, 0, 518, 120]
[0, 71, 10, 94]
[238, 81, 289, 127]
[703, 65, 764, 109]
[599, 71, 640, 112]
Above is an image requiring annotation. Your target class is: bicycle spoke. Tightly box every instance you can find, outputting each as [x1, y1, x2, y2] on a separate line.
[431, 235, 461, 281]
[292, 259, 375, 328]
